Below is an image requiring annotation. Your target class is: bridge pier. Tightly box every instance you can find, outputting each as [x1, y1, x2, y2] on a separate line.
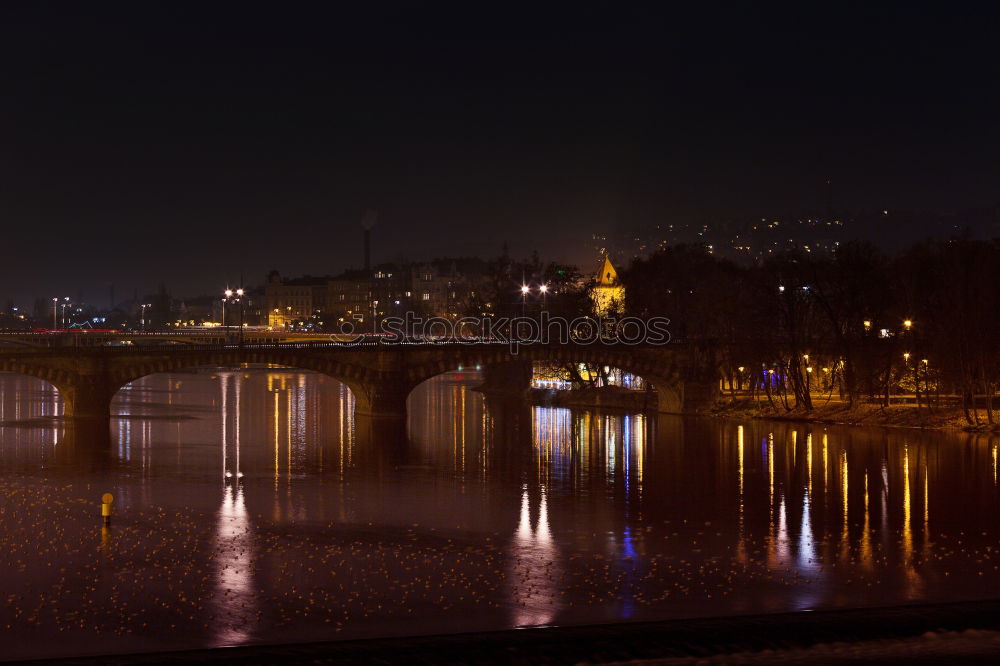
[349, 373, 413, 420]
[654, 378, 718, 414]
[482, 395, 534, 449]
[351, 374, 411, 450]
[476, 360, 533, 398]
[55, 420, 115, 467]
[353, 415, 408, 452]
[55, 375, 117, 422]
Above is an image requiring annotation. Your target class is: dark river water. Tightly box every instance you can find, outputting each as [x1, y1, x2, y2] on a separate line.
[1, 366, 999, 660]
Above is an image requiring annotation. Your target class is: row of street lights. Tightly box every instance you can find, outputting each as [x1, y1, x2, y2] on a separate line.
[52, 297, 155, 330]
[51, 297, 70, 329]
[862, 318, 913, 335]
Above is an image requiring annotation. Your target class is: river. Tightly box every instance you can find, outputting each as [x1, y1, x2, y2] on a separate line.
[0, 366, 998, 660]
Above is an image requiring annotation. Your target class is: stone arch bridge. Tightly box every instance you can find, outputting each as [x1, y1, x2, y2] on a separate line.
[0, 341, 719, 422]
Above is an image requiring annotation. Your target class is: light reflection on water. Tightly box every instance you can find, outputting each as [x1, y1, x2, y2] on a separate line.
[213, 372, 256, 647]
[1, 367, 1000, 659]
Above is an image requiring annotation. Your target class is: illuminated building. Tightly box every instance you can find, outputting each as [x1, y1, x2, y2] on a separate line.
[264, 271, 329, 328]
[591, 254, 624, 315]
[409, 260, 477, 319]
[264, 258, 484, 329]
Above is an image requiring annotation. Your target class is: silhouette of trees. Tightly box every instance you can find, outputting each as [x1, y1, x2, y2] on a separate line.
[621, 238, 1000, 423]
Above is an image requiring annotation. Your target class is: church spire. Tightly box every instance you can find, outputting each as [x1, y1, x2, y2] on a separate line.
[596, 254, 619, 286]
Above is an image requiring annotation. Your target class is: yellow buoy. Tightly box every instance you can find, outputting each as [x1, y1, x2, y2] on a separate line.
[101, 493, 114, 525]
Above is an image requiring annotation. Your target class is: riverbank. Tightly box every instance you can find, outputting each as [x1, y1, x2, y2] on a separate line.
[529, 386, 656, 411]
[18, 599, 1000, 665]
[709, 396, 1000, 432]
[473, 384, 656, 412]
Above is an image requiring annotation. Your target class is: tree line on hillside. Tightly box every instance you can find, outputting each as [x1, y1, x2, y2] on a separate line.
[619, 238, 1000, 425]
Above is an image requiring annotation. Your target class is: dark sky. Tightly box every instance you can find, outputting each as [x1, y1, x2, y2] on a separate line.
[2, 2, 1000, 305]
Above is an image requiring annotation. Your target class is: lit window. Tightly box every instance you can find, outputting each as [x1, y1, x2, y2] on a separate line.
[422, 293, 430, 301]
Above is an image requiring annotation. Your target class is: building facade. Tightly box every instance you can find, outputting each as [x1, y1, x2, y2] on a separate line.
[264, 259, 486, 331]
[264, 272, 329, 329]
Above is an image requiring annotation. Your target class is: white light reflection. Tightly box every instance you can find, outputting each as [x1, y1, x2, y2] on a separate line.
[508, 485, 560, 627]
[772, 495, 789, 568]
[798, 489, 816, 569]
[212, 373, 256, 647]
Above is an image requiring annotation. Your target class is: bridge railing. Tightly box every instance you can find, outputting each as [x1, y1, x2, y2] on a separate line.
[0, 336, 688, 355]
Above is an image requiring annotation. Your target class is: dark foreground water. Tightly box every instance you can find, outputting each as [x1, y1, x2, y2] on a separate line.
[0, 367, 999, 661]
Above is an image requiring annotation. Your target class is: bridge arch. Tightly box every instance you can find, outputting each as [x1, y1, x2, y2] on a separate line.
[399, 345, 691, 413]
[0, 351, 378, 421]
[105, 350, 385, 416]
[0, 358, 79, 388]
[0, 364, 68, 418]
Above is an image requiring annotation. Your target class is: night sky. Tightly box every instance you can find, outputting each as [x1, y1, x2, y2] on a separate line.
[2, 2, 1000, 305]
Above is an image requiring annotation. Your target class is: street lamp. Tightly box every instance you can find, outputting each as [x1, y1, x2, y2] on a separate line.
[921, 358, 931, 406]
[520, 284, 530, 317]
[222, 290, 232, 328]
[903, 319, 912, 330]
[234, 288, 245, 341]
[222, 288, 245, 334]
[52, 297, 58, 329]
[59, 297, 71, 329]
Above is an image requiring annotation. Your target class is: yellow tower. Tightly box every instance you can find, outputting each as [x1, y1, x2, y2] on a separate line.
[591, 255, 624, 315]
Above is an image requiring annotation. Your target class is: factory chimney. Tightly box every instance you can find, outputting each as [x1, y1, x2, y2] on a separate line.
[361, 209, 378, 272]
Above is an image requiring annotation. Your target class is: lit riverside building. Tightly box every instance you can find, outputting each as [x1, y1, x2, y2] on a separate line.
[264, 260, 484, 330]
